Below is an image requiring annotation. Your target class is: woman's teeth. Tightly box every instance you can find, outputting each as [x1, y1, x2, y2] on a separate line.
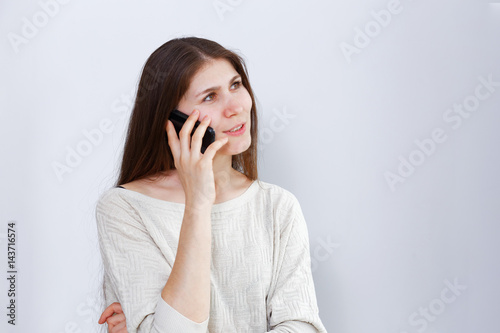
[229, 124, 243, 132]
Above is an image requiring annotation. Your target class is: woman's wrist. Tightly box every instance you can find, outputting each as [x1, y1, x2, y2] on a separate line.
[184, 202, 213, 218]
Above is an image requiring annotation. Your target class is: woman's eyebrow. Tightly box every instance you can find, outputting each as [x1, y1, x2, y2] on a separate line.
[195, 74, 241, 97]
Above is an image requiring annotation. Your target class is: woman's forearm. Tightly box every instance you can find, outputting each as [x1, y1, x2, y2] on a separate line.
[160, 204, 212, 324]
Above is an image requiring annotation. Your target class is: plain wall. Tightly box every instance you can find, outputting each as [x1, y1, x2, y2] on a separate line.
[1, 0, 499, 332]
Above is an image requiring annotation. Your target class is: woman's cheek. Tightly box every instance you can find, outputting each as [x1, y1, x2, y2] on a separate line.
[242, 89, 253, 110]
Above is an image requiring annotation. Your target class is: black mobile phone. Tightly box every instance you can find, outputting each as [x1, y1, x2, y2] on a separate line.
[168, 109, 216, 154]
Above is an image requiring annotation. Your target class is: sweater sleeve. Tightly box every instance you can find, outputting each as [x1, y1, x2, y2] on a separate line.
[96, 191, 209, 333]
[266, 195, 327, 333]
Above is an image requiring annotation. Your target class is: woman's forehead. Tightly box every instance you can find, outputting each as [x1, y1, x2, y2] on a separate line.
[189, 59, 238, 89]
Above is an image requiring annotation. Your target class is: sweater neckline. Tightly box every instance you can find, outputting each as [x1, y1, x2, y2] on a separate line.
[116, 180, 261, 213]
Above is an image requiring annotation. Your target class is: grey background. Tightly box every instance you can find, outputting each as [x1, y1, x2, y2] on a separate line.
[1, 0, 499, 332]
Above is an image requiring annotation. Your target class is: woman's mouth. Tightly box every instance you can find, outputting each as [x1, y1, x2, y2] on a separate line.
[224, 123, 246, 136]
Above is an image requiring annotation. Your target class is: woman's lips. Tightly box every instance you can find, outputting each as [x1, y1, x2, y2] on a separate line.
[223, 123, 246, 136]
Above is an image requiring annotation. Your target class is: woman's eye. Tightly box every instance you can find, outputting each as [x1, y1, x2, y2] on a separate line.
[203, 81, 241, 102]
[203, 93, 216, 102]
[231, 81, 241, 89]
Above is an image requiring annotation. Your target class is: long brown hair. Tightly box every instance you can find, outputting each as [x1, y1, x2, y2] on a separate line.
[115, 37, 259, 186]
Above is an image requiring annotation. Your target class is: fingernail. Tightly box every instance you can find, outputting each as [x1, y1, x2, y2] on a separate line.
[192, 110, 199, 115]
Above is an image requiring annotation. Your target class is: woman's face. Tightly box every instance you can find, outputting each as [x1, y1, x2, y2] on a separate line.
[176, 58, 253, 156]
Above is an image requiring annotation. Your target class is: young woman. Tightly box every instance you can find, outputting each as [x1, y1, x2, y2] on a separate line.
[95, 37, 327, 333]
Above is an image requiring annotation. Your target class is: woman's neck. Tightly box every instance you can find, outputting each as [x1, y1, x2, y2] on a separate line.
[151, 155, 251, 204]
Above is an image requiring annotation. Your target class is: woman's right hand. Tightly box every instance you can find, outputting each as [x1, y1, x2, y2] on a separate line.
[166, 109, 228, 208]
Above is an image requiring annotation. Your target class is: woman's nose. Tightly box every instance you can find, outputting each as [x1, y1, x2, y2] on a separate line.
[223, 94, 243, 117]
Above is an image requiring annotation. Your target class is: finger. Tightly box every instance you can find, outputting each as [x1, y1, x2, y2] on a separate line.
[106, 313, 126, 327]
[166, 120, 180, 160]
[98, 303, 123, 324]
[190, 115, 211, 155]
[201, 137, 229, 160]
[178, 109, 200, 153]
[98, 304, 120, 324]
[112, 303, 123, 313]
[110, 320, 128, 333]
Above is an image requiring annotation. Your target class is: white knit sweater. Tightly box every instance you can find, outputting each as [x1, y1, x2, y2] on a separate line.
[96, 179, 327, 333]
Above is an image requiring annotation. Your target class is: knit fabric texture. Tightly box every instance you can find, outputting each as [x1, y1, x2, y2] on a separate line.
[96, 179, 327, 333]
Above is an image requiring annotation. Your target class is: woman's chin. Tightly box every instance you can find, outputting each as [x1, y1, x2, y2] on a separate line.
[219, 139, 252, 156]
